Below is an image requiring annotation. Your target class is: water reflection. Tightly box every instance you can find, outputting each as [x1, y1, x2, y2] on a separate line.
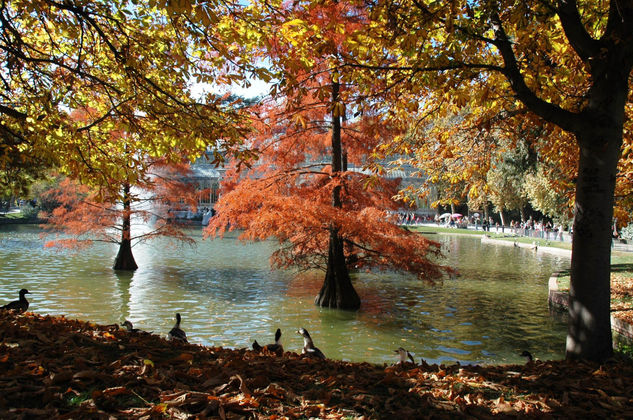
[0, 225, 570, 365]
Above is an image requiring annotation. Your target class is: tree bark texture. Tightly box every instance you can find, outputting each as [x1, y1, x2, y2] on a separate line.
[315, 81, 361, 310]
[113, 183, 138, 271]
[566, 131, 621, 362]
[316, 228, 361, 310]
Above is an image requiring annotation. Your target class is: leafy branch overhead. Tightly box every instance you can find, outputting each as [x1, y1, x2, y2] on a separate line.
[1, 0, 256, 193]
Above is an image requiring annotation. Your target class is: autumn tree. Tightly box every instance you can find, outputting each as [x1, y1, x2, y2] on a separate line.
[1, 0, 255, 200]
[41, 160, 200, 270]
[523, 165, 573, 224]
[207, 86, 448, 309]
[325, 0, 633, 362]
[486, 137, 537, 224]
[205, 1, 450, 309]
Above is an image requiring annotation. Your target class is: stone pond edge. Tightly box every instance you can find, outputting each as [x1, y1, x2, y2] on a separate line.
[477, 235, 633, 346]
[547, 271, 633, 347]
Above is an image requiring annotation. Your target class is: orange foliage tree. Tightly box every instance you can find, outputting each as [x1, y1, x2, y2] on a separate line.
[205, 2, 449, 310]
[39, 108, 204, 270]
[41, 161, 199, 271]
[232, 0, 633, 361]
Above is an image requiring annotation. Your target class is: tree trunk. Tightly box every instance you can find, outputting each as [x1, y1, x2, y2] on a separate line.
[316, 228, 361, 309]
[113, 183, 138, 270]
[315, 81, 360, 310]
[498, 210, 505, 227]
[565, 132, 620, 362]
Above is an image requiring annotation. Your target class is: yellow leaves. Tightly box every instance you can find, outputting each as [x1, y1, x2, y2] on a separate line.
[292, 114, 307, 129]
[330, 101, 345, 118]
[282, 18, 306, 29]
[149, 402, 168, 414]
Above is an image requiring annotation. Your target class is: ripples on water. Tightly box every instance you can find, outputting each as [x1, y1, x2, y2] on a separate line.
[0, 225, 570, 365]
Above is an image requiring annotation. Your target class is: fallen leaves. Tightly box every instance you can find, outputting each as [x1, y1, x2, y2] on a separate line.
[1, 312, 633, 419]
[611, 271, 633, 325]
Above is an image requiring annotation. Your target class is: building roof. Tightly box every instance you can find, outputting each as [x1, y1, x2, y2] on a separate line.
[190, 165, 223, 179]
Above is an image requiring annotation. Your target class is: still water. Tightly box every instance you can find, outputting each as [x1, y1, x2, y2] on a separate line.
[0, 225, 569, 365]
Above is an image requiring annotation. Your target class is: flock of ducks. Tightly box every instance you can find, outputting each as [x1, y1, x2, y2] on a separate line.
[2, 289, 536, 364]
[120, 314, 328, 359]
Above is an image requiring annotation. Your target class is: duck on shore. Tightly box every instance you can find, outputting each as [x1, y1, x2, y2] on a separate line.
[253, 328, 284, 355]
[521, 350, 534, 363]
[122, 320, 152, 334]
[168, 313, 188, 343]
[1, 288, 30, 312]
[394, 347, 416, 364]
[297, 328, 326, 359]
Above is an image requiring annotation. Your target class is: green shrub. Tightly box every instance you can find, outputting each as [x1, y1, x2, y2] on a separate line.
[19, 203, 39, 219]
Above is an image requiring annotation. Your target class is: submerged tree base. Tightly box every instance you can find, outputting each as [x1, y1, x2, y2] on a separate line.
[113, 240, 138, 271]
[314, 289, 361, 310]
[315, 229, 361, 310]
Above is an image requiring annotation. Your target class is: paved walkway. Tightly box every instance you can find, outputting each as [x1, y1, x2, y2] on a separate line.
[414, 223, 633, 253]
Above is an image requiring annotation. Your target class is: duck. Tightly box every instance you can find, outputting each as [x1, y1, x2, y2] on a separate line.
[168, 313, 188, 343]
[252, 340, 263, 351]
[297, 327, 326, 359]
[121, 320, 151, 334]
[521, 350, 534, 363]
[1, 289, 30, 312]
[253, 328, 284, 355]
[122, 320, 139, 332]
[394, 347, 415, 364]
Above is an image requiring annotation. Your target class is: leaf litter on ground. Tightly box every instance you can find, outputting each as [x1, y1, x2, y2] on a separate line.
[1, 312, 632, 419]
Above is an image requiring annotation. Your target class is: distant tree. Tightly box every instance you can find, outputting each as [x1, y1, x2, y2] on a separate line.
[24, 172, 65, 213]
[523, 165, 573, 225]
[41, 161, 198, 270]
[487, 137, 536, 224]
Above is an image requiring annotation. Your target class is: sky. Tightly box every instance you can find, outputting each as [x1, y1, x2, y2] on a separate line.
[190, 78, 271, 100]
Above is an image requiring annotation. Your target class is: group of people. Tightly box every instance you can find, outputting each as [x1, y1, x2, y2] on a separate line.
[508, 219, 568, 241]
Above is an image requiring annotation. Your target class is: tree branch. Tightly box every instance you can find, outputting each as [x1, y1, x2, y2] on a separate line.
[0, 103, 27, 120]
[555, 0, 601, 62]
[489, 9, 582, 133]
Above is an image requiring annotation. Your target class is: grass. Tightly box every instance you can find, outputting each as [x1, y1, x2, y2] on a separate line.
[554, 255, 633, 293]
[66, 390, 94, 407]
[0, 212, 27, 220]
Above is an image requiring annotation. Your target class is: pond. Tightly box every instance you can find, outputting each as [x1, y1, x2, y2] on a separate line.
[0, 225, 570, 365]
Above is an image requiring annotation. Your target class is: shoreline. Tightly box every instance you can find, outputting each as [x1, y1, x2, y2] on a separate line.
[548, 272, 633, 348]
[1, 312, 632, 418]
